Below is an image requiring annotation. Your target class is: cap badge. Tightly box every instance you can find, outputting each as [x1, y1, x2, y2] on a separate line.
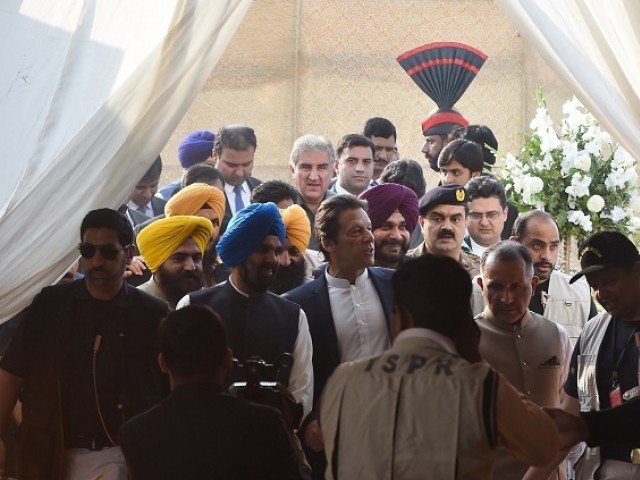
[580, 246, 602, 259]
[456, 189, 465, 202]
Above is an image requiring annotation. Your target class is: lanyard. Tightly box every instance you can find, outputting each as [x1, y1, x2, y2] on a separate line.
[611, 317, 638, 388]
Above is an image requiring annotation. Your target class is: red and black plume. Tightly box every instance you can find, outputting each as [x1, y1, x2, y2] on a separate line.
[397, 42, 487, 136]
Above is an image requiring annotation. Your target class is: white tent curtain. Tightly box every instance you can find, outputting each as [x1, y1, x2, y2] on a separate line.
[0, 0, 252, 323]
[496, 0, 640, 161]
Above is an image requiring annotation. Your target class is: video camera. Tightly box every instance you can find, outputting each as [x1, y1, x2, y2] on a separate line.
[228, 354, 303, 431]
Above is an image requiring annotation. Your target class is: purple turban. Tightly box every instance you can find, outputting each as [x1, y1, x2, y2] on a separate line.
[178, 130, 215, 169]
[359, 184, 420, 233]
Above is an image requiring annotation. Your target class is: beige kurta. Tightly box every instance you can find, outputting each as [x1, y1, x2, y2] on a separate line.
[137, 276, 172, 309]
[476, 310, 571, 480]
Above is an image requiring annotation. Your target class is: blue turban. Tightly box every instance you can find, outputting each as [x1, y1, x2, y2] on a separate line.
[216, 203, 286, 267]
[178, 130, 215, 169]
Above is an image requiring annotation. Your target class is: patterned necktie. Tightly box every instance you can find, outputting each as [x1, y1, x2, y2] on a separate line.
[234, 184, 244, 212]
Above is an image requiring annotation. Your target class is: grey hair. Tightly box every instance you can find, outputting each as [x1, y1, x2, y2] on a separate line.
[289, 134, 336, 167]
[481, 240, 534, 275]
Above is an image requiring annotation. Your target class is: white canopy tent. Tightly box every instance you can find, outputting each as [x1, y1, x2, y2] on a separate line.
[0, 0, 252, 322]
[497, 0, 640, 161]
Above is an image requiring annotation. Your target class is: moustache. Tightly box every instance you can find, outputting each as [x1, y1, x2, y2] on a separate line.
[259, 263, 277, 274]
[438, 229, 456, 239]
[87, 266, 107, 275]
[380, 238, 407, 248]
[534, 261, 553, 269]
[177, 271, 201, 282]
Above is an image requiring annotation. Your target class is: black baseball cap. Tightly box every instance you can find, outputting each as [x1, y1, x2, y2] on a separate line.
[570, 231, 640, 284]
[419, 184, 468, 216]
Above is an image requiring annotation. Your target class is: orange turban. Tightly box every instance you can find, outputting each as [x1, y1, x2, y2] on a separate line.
[279, 205, 311, 254]
[165, 182, 226, 222]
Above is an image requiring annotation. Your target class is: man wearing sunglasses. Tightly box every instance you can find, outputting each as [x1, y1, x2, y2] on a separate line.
[0, 208, 169, 480]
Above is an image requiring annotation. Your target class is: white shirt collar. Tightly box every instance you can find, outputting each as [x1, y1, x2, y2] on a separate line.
[228, 276, 249, 298]
[224, 181, 248, 196]
[394, 328, 458, 355]
[325, 267, 369, 288]
[469, 236, 490, 256]
[334, 182, 354, 196]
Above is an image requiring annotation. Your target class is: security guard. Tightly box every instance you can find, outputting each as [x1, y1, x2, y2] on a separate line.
[0, 209, 168, 480]
[321, 254, 560, 479]
[562, 232, 640, 479]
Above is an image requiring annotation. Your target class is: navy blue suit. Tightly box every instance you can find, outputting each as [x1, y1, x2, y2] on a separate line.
[283, 267, 394, 479]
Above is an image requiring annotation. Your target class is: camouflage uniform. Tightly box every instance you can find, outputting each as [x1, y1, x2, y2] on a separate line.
[407, 242, 481, 278]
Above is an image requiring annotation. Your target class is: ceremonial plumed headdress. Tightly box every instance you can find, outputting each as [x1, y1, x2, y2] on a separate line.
[359, 183, 420, 234]
[397, 42, 487, 136]
[137, 216, 213, 272]
[216, 203, 286, 268]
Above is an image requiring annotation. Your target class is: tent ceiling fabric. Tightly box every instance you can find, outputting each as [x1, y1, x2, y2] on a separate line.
[496, 0, 640, 161]
[0, 0, 252, 323]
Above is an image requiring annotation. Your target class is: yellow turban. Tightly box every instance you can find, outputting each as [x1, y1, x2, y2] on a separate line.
[137, 216, 213, 272]
[279, 205, 311, 254]
[165, 182, 226, 222]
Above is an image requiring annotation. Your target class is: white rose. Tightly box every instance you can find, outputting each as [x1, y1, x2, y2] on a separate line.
[587, 195, 605, 213]
[530, 107, 553, 133]
[611, 206, 627, 222]
[630, 195, 640, 214]
[612, 147, 634, 169]
[573, 151, 592, 171]
[539, 128, 561, 153]
[583, 141, 601, 157]
[629, 217, 640, 232]
[568, 210, 593, 232]
[565, 173, 592, 198]
[524, 176, 544, 194]
[562, 96, 583, 115]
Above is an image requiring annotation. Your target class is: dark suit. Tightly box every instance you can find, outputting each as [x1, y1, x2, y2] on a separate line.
[221, 176, 262, 235]
[119, 382, 306, 480]
[502, 202, 519, 239]
[122, 197, 166, 228]
[327, 177, 338, 194]
[283, 267, 394, 478]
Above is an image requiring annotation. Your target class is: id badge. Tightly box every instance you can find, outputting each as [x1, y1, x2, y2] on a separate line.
[610, 386, 623, 407]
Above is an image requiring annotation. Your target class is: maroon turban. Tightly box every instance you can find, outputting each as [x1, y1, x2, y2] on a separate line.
[359, 184, 420, 233]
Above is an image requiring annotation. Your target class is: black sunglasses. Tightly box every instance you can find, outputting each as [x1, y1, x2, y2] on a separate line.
[78, 243, 129, 260]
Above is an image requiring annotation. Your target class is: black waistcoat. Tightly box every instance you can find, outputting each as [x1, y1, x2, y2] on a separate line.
[189, 281, 300, 369]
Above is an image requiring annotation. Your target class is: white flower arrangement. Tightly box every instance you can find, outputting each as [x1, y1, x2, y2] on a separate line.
[496, 88, 640, 242]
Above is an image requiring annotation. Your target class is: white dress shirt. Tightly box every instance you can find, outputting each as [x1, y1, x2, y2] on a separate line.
[224, 181, 251, 216]
[126, 200, 153, 218]
[334, 182, 354, 196]
[176, 280, 314, 418]
[469, 236, 490, 257]
[325, 268, 389, 362]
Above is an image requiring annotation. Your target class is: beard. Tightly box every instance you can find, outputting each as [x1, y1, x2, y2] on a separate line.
[426, 152, 440, 172]
[240, 261, 278, 294]
[270, 259, 307, 295]
[533, 260, 554, 281]
[156, 267, 203, 306]
[375, 238, 409, 267]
